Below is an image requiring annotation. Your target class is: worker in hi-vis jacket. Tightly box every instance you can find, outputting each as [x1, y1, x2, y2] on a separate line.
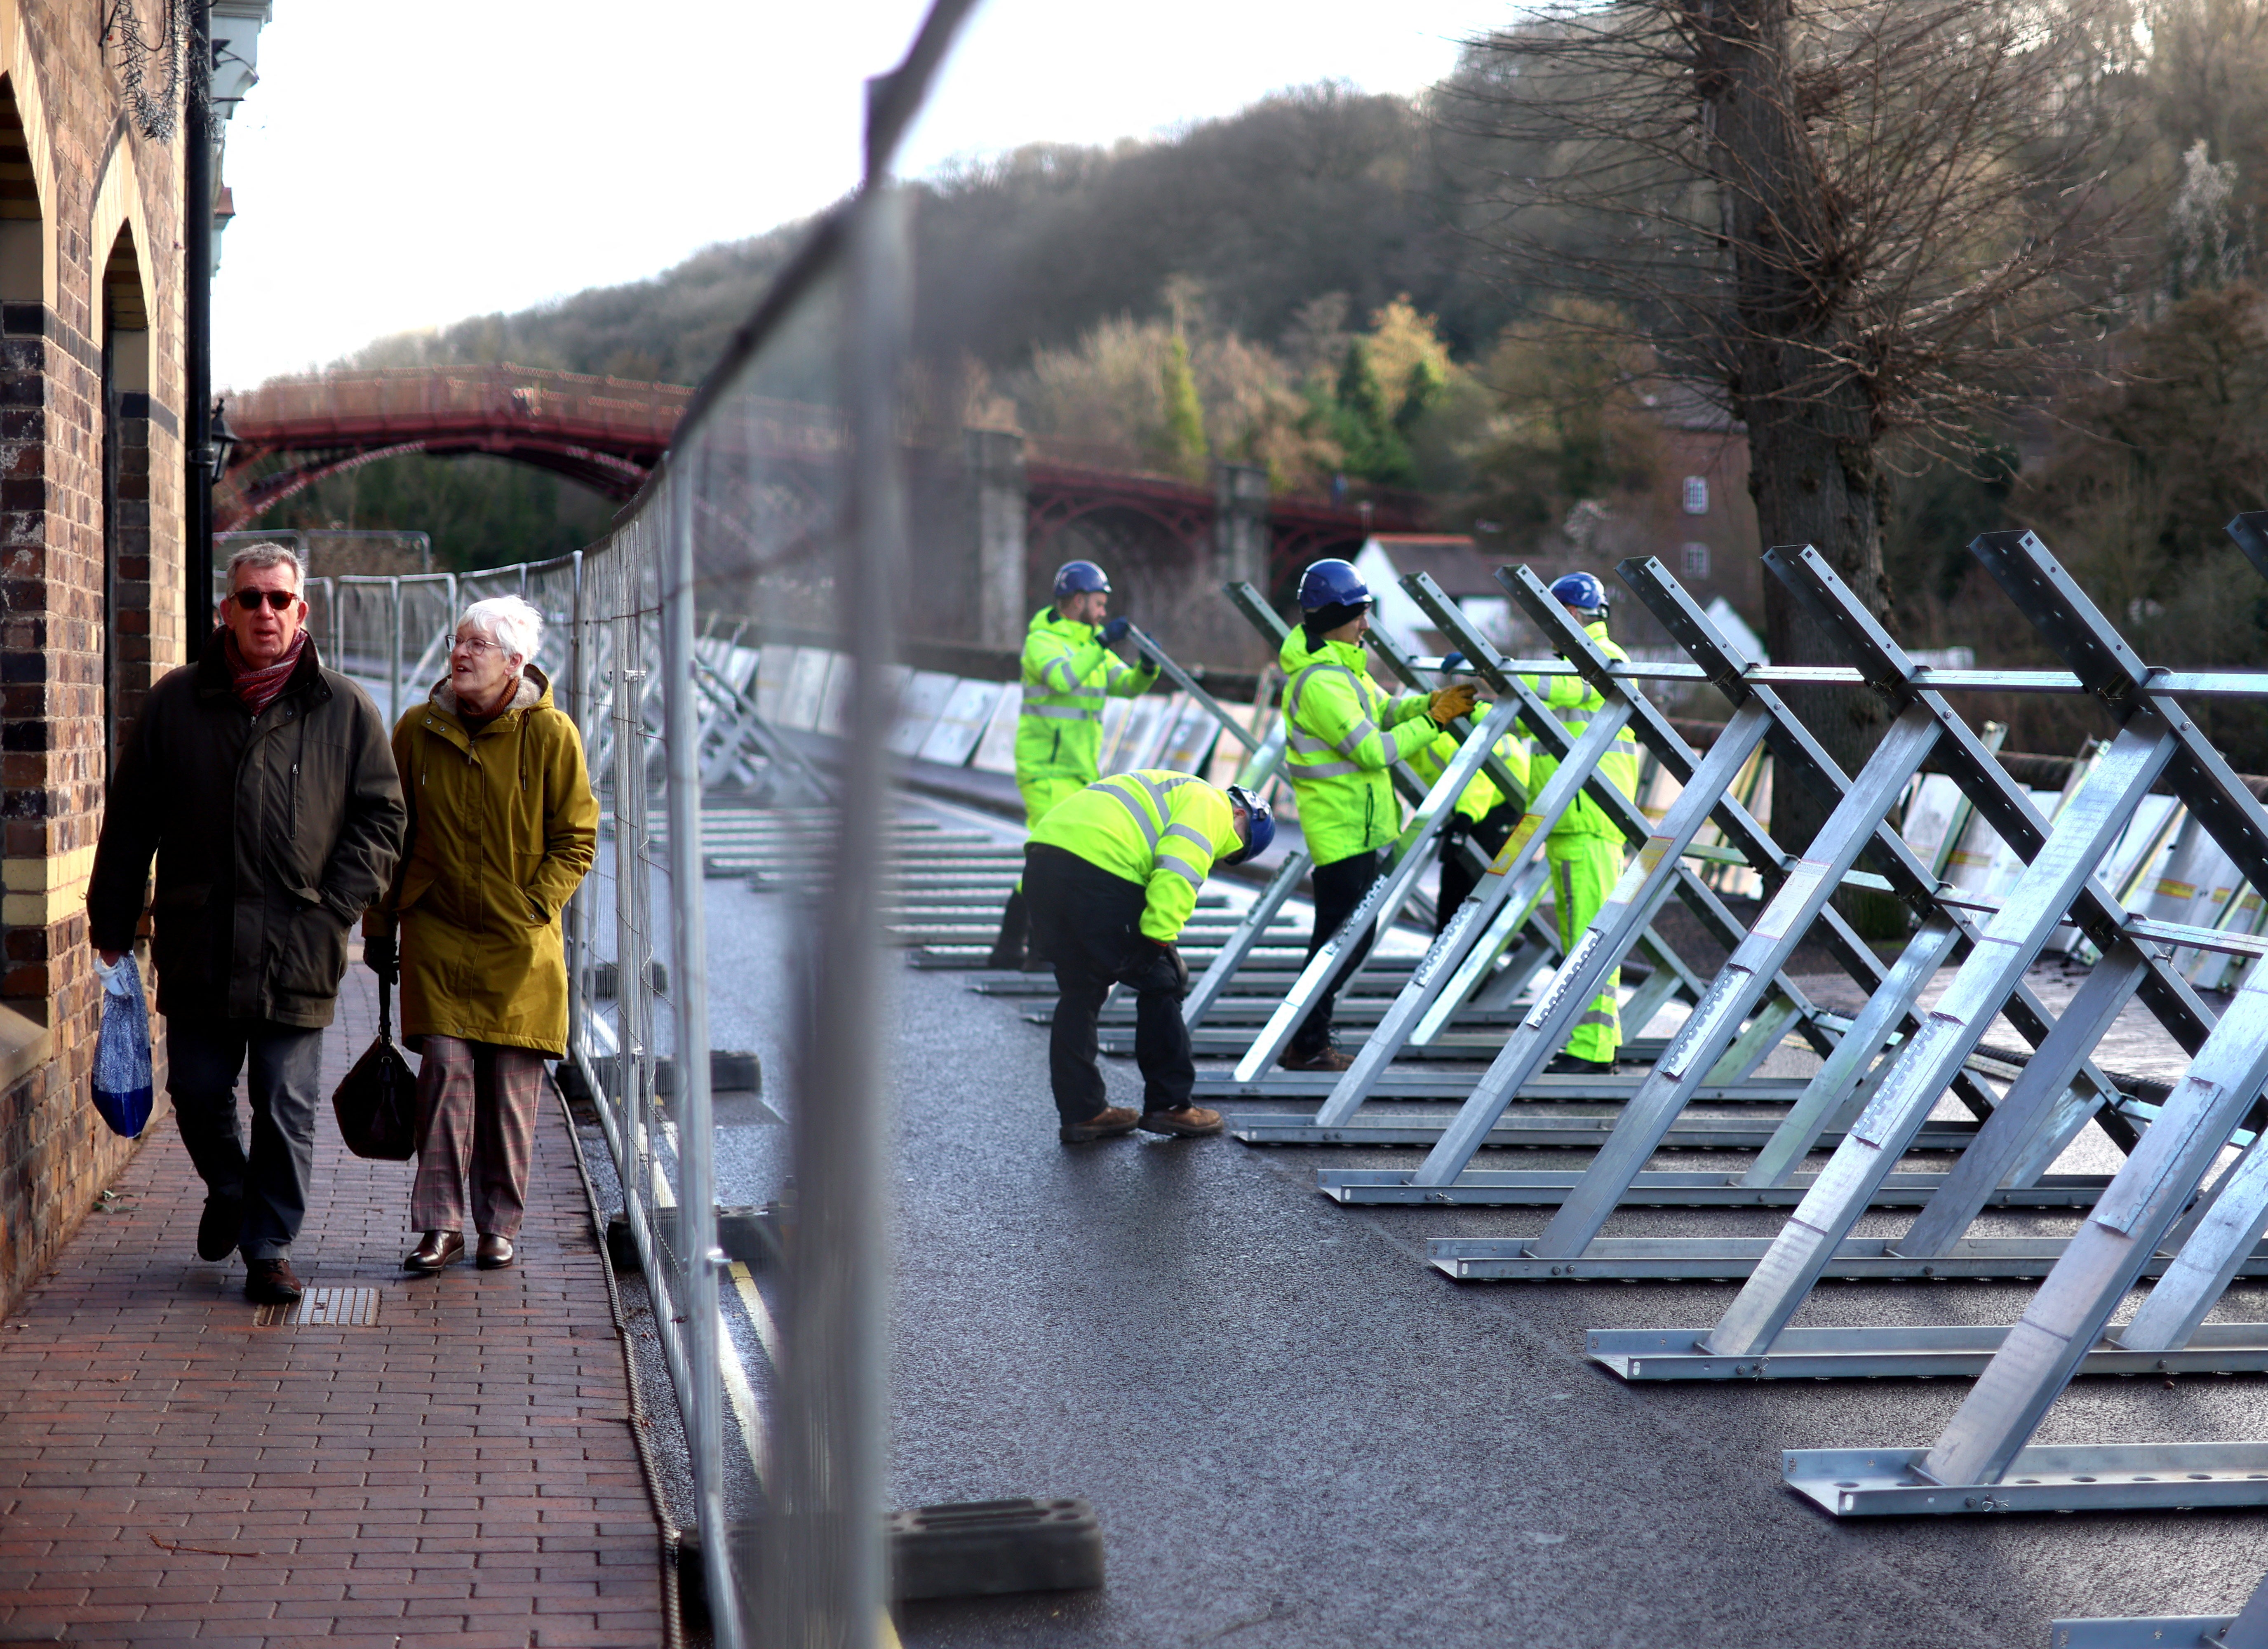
[986, 559, 1157, 969]
[1521, 571, 1640, 1075]
[1274, 559, 1479, 1071]
[1022, 770, 1272, 1144]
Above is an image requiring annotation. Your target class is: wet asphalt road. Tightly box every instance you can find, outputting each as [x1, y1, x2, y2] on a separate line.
[696, 800, 2268, 1649]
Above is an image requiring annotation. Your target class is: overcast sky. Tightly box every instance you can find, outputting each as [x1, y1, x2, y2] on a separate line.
[209, 1, 1507, 390]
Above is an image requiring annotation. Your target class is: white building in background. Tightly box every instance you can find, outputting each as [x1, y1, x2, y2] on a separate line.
[1353, 535, 1514, 662]
[207, 0, 273, 272]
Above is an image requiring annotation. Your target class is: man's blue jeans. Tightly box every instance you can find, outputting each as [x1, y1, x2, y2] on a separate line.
[167, 1018, 324, 1261]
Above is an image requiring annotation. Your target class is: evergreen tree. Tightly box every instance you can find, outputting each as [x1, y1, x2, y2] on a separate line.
[1157, 334, 1208, 480]
[1329, 338, 1413, 485]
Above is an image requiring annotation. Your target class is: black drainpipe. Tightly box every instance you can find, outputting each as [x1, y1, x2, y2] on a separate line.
[183, 0, 212, 660]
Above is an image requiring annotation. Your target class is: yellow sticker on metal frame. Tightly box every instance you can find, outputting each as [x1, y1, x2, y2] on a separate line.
[1489, 815, 1542, 875]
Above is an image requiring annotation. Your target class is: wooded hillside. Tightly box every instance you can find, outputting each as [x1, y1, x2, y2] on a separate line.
[254, 0, 2268, 782]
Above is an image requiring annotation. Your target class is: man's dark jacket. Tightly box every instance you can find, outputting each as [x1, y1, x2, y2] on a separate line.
[87, 639, 407, 1029]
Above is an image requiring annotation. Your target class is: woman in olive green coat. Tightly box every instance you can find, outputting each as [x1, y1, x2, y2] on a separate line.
[368, 594, 599, 1273]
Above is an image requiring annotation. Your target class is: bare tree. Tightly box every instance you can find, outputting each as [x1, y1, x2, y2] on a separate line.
[1443, 0, 2147, 855]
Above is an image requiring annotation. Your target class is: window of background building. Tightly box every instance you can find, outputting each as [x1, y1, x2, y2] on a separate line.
[1683, 476, 1709, 515]
[1682, 541, 1711, 579]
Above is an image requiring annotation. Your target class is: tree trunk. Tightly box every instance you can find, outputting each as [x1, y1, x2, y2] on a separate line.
[1691, 0, 1896, 874]
[1747, 397, 1894, 865]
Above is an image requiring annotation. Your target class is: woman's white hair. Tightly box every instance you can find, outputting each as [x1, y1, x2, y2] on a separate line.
[459, 594, 543, 665]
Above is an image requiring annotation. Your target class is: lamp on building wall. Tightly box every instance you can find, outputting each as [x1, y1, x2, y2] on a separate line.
[208, 396, 237, 478]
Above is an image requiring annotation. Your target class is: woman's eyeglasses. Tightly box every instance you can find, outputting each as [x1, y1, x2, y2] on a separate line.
[451, 633, 503, 655]
[232, 589, 297, 611]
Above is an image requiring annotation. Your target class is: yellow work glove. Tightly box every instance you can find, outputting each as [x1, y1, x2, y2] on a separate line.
[1427, 683, 1481, 726]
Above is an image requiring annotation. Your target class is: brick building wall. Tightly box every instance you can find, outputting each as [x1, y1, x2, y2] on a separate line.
[0, 0, 185, 1318]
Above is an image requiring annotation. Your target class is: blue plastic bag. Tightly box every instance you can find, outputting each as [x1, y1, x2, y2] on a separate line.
[91, 952, 154, 1139]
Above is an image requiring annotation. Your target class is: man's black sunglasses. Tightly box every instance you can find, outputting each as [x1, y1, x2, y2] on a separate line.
[232, 589, 297, 611]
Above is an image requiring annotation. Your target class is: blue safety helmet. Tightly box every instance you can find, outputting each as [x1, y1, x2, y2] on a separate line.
[1220, 785, 1274, 865]
[1550, 571, 1609, 616]
[1053, 560, 1112, 599]
[1297, 558, 1373, 613]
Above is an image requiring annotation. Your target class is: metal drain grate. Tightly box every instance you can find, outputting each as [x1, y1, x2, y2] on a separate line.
[253, 1286, 380, 1328]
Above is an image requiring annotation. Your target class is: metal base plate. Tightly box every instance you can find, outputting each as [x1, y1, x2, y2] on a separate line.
[1328, 1170, 2108, 1207]
[1230, 1106, 1963, 1148]
[1164, 1029, 1533, 1059]
[1589, 1320, 2268, 1380]
[972, 969, 1417, 998]
[1428, 1235, 2268, 1282]
[1785, 1440, 2268, 1517]
[1196, 1064, 1774, 1103]
[2048, 1613, 2238, 1647]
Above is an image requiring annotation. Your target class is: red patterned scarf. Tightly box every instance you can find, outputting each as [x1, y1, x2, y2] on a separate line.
[224, 630, 308, 716]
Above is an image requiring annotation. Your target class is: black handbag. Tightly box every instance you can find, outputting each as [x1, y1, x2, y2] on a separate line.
[331, 974, 418, 1160]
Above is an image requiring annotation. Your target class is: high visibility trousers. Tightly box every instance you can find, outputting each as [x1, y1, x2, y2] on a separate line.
[1003, 774, 1092, 917]
[1549, 832, 1624, 1064]
[1017, 775, 1088, 834]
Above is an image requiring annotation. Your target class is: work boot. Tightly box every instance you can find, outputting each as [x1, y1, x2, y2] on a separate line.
[1279, 1045, 1354, 1073]
[196, 1191, 243, 1262]
[1139, 1105, 1224, 1137]
[985, 889, 1028, 970]
[244, 1258, 304, 1305]
[1543, 1052, 1617, 1077]
[1058, 1105, 1140, 1144]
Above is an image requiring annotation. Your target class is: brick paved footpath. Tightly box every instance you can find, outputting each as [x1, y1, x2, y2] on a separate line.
[0, 966, 668, 1647]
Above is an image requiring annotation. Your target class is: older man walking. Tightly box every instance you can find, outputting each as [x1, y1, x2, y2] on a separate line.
[88, 542, 404, 1304]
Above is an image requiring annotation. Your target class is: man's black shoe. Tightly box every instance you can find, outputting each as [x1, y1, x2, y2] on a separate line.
[1543, 1052, 1617, 1077]
[244, 1258, 304, 1305]
[197, 1193, 243, 1262]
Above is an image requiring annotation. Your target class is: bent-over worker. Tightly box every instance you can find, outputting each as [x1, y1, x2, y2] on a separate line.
[1023, 770, 1273, 1142]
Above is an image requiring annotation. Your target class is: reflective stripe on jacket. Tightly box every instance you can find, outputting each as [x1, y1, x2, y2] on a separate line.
[1029, 769, 1242, 942]
[1521, 619, 1640, 839]
[1013, 606, 1155, 787]
[1277, 627, 1434, 864]
[1406, 723, 1532, 823]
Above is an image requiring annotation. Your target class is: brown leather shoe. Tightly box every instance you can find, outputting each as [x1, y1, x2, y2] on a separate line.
[1279, 1045, 1355, 1073]
[244, 1257, 304, 1305]
[476, 1234, 516, 1270]
[1058, 1105, 1140, 1143]
[1139, 1105, 1224, 1137]
[404, 1231, 464, 1274]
